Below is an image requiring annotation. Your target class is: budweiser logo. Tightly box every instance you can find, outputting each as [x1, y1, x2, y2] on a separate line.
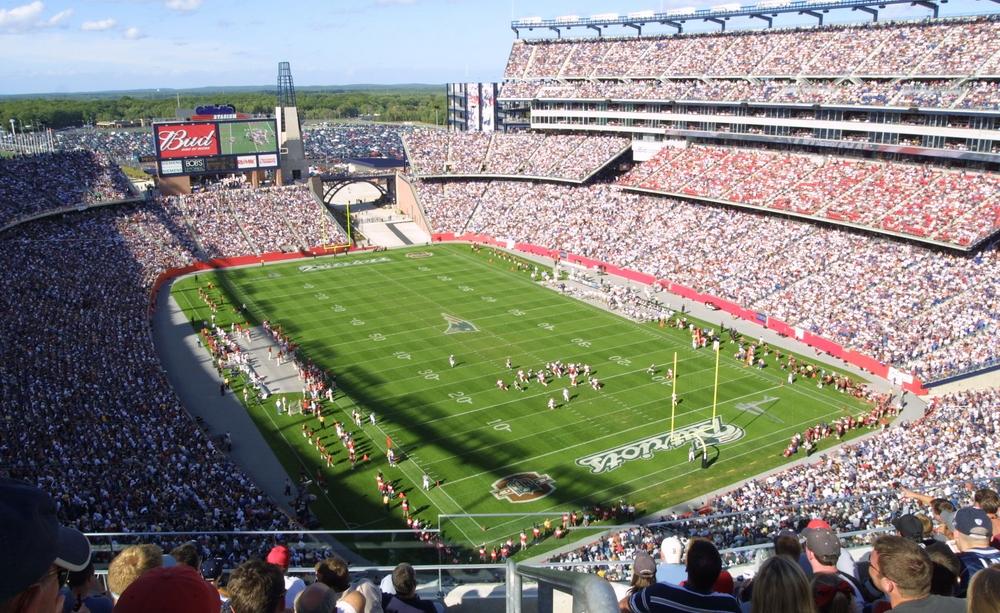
[159, 129, 216, 151]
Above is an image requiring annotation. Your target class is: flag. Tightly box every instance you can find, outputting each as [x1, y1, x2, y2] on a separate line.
[386, 436, 393, 449]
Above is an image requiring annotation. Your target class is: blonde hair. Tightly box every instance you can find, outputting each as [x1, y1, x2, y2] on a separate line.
[750, 555, 817, 613]
[107, 544, 163, 598]
[968, 566, 1000, 613]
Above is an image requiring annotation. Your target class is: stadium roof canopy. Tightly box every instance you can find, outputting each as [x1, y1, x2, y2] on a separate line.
[511, 0, 984, 36]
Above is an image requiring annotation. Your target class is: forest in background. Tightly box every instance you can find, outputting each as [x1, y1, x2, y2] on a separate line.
[0, 87, 446, 131]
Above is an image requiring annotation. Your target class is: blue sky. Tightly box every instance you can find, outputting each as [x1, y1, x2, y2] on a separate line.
[0, 0, 993, 95]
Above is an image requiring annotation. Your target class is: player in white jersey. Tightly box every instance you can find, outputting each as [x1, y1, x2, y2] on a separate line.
[547, 397, 556, 410]
[562, 388, 570, 403]
[449, 354, 456, 368]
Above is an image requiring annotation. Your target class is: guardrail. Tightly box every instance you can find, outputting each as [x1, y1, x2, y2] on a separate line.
[506, 559, 617, 613]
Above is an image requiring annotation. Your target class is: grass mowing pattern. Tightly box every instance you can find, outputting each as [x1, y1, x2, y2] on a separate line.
[172, 244, 874, 556]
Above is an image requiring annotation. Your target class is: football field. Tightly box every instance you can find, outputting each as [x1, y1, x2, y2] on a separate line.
[218, 120, 277, 155]
[172, 244, 873, 554]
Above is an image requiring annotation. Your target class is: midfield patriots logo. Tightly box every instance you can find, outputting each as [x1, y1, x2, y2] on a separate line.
[490, 472, 556, 503]
[442, 313, 479, 334]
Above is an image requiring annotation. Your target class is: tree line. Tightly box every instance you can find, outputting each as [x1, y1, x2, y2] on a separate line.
[0, 90, 446, 131]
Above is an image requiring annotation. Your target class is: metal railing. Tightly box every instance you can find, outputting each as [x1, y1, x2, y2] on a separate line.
[506, 559, 617, 613]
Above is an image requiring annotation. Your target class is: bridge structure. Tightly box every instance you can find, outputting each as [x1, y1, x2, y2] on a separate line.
[319, 171, 397, 205]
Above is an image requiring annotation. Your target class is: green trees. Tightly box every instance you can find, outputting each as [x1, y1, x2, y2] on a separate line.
[0, 88, 445, 131]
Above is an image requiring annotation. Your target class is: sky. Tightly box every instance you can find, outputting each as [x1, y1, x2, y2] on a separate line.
[0, 0, 994, 95]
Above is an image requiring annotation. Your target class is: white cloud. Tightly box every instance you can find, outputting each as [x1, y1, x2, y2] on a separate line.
[43, 8, 72, 26]
[81, 18, 117, 31]
[0, 1, 44, 32]
[124, 26, 144, 39]
[165, 0, 203, 10]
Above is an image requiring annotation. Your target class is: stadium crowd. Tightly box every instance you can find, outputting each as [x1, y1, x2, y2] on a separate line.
[53, 127, 154, 161]
[416, 178, 1000, 380]
[166, 185, 348, 257]
[504, 17, 1000, 79]
[618, 144, 1000, 246]
[403, 130, 629, 181]
[0, 150, 134, 227]
[500, 78, 1000, 111]
[303, 122, 411, 163]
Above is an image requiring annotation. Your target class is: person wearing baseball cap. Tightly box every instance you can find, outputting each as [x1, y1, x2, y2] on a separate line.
[802, 527, 864, 613]
[0, 478, 91, 613]
[113, 565, 220, 613]
[953, 506, 1000, 597]
[266, 544, 305, 610]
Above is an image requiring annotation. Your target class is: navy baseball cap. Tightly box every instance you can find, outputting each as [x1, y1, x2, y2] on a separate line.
[954, 507, 992, 538]
[200, 557, 223, 581]
[0, 478, 91, 602]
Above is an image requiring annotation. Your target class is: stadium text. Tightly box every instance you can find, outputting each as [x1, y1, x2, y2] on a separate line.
[575, 418, 745, 474]
[298, 257, 392, 273]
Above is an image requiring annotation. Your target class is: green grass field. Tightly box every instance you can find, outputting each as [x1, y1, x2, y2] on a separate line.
[172, 244, 874, 558]
[218, 120, 277, 155]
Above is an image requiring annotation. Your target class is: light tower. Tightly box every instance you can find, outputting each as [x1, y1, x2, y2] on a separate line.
[275, 61, 307, 183]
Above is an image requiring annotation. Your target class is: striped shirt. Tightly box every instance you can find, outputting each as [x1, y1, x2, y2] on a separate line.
[629, 582, 741, 613]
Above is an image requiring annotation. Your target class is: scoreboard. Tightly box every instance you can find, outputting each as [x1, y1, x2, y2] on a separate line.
[154, 118, 279, 176]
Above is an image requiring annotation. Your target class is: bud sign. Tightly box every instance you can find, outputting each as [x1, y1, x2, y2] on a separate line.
[155, 123, 220, 159]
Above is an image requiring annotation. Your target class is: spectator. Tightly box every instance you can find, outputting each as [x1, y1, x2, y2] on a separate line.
[380, 563, 437, 613]
[228, 558, 286, 613]
[294, 582, 366, 613]
[170, 542, 203, 570]
[655, 536, 686, 585]
[802, 527, 864, 612]
[972, 488, 1000, 549]
[627, 552, 657, 599]
[953, 507, 1000, 597]
[893, 514, 925, 543]
[267, 545, 306, 611]
[747, 555, 815, 613]
[968, 566, 1000, 613]
[624, 540, 740, 612]
[867, 535, 964, 612]
[107, 544, 163, 603]
[60, 562, 113, 613]
[200, 557, 229, 607]
[811, 572, 855, 613]
[314, 556, 382, 613]
[0, 479, 91, 613]
[113, 564, 220, 613]
[923, 541, 962, 597]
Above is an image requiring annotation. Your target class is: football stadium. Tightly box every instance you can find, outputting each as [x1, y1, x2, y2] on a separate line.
[1, 2, 999, 612]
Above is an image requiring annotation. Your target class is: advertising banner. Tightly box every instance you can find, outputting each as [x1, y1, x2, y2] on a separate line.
[155, 123, 219, 159]
[237, 155, 258, 169]
[481, 84, 496, 133]
[257, 153, 278, 167]
[466, 82, 481, 132]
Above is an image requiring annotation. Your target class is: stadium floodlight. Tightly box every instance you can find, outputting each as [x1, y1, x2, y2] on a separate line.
[519, 16, 543, 24]
[711, 2, 742, 11]
[591, 12, 619, 20]
[627, 10, 657, 18]
[758, 0, 791, 7]
[555, 14, 580, 22]
[806, 0, 829, 4]
[666, 6, 697, 15]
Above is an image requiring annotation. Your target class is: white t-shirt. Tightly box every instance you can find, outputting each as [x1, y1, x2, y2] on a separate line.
[284, 575, 306, 610]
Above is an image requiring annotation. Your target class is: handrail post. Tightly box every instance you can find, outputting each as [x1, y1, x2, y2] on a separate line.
[506, 558, 522, 613]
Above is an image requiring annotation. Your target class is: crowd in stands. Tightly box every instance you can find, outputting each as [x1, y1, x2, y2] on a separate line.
[166, 185, 347, 257]
[403, 130, 629, 181]
[547, 388, 999, 586]
[303, 122, 410, 164]
[0, 150, 133, 226]
[0, 206, 298, 561]
[500, 78, 1000, 111]
[416, 178, 1000, 379]
[1, 478, 447, 612]
[618, 143, 1000, 247]
[54, 127, 154, 161]
[504, 17, 1000, 80]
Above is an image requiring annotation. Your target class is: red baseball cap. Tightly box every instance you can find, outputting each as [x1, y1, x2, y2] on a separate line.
[115, 565, 219, 613]
[805, 519, 831, 530]
[266, 545, 291, 567]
